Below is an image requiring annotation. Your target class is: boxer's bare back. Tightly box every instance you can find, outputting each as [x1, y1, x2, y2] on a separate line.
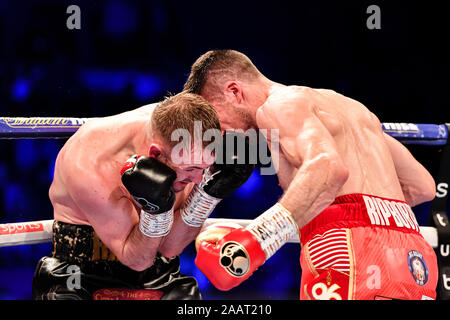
[255, 86, 435, 227]
[52, 104, 155, 224]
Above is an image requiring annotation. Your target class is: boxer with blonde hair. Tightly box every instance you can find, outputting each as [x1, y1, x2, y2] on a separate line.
[32, 92, 254, 300]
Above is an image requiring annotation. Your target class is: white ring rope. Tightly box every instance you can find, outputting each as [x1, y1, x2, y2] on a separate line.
[0, 219, 438, 248]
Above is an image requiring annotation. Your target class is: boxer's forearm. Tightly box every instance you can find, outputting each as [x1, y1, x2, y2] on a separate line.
[279, 154, 349, 228]
[119, 223, 163, 271]
[158, 210, 201, 258]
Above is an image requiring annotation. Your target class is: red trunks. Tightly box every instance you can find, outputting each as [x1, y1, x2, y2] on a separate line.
[299, 194, 438, 300]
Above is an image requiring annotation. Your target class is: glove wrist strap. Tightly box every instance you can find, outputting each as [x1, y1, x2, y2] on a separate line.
[246, 203, 299, 260]
[181, 184, 221, 227]
[139, 208, 174, 238]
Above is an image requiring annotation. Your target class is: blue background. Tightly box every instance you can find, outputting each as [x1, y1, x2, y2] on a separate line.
[0, 0, 449, 299]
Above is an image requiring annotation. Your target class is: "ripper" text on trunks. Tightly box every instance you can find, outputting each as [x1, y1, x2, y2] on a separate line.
[362, 195, 420, 232]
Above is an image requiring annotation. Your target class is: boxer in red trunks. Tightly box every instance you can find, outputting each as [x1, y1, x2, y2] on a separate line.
[184, 50, 438, 299]
[300, 194, 436, 299]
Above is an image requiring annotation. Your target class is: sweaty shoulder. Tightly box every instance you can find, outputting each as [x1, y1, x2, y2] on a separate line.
[60, 104, 153, 180]
[58, 119, 108, 181]
[256, 86, 314, 128]
[264, 86, 314, 109]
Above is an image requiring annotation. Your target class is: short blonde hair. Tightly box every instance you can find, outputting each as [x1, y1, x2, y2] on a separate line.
[151, 92, 221, 147]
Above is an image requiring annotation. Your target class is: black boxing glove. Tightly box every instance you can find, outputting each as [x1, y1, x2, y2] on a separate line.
[121, 155, 177, 237]
[203, 131, 257, 198]
[181, 132, 256, 227]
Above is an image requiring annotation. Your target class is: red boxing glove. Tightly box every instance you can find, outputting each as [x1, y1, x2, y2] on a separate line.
[195, 203, 299, 291]
[195, 228, 266, 291]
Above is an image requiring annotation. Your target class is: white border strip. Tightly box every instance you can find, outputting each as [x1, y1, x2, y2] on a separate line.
[0, 219, 438, 248]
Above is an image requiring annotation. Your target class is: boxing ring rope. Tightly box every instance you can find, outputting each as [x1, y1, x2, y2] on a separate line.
[0, 117, 448, 250]
[0, 218, 439, 248]
[0, 117, 448, 144]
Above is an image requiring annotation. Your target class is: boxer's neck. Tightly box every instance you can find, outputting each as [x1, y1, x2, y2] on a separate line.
[245, 78, 282, 126]
[129, 120, 154, 156]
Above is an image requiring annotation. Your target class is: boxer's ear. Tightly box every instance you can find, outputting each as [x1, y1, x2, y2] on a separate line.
[224, 81, 243, 104]
[149, 144, 162, 158]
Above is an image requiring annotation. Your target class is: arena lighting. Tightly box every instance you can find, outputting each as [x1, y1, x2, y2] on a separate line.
[11, 78, 31, 102]
[80, 68, 163, 100]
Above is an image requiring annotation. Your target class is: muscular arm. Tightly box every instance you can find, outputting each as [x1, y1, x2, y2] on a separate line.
[158, 186, 203, 257]
[383, 133, 436, 206]
[67, 167, 162, 271]
[257, 93, 349, 228]
[159, 211, 202, 257]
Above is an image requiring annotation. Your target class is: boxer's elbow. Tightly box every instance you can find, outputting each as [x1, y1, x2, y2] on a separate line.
[332, 162, 350, 187]
[158, 246, 182, 259]
[402, 175, 436, 207]
[422, 177, 437, 202]
[414, 174, 436, 205]
[122, 256, 155, 272]
[158, 238, 191, 258]
[119, 245, 157, 272]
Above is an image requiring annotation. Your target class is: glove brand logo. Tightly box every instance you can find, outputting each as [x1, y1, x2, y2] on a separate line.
[220, 241, 250, 277]
[133, 196, 160, 212]
[199, 167, 222, 189]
